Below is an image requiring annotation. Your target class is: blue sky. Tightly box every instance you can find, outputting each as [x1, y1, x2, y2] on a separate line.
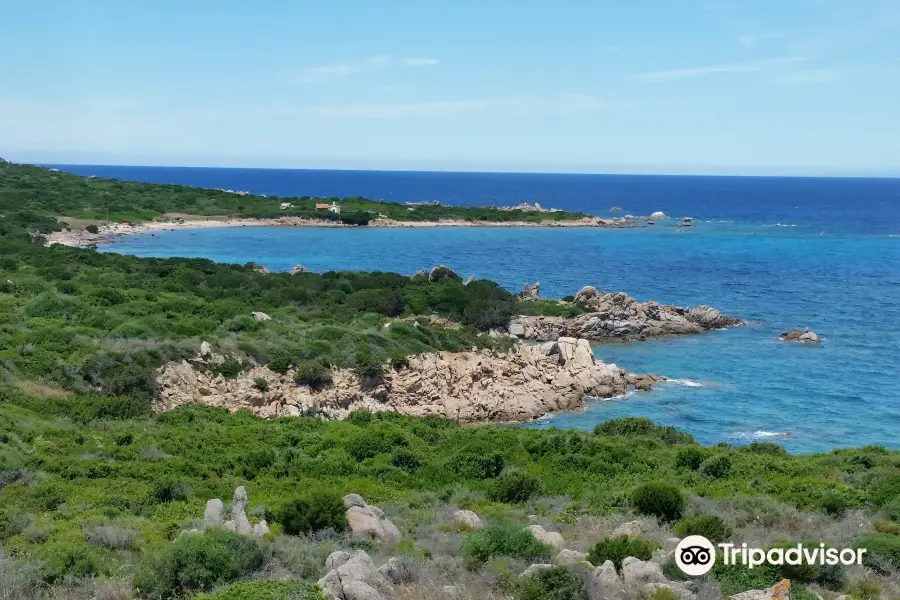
[1, 0, 899, 175]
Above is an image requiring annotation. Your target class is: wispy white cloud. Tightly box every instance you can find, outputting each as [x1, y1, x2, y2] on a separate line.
[286, 54, 438, 83]
[304, 94, 607, 119]
[631, 57, 807, 82]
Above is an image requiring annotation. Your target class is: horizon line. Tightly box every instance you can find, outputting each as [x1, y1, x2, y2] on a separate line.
[27, 160, 900, 181]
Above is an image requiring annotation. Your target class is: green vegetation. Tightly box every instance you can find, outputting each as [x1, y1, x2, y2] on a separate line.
[673, 514, 733, 542]
[462, 524, 552, 567]
[586, 535, 660, 570]
[2, 162, 900, 599]
[273, 490, 348, 536]
[0, 162, 589, 228]
[631, 482, 686, 522]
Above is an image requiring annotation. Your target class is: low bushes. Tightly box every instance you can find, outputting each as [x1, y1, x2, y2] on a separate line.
[461, 524, 552, 567]
[516, 566, 587, 600]
[675, 447, 708, 471]
[487, 471, 542, 504]
[196, 580, 327, 600]
[854, 533, 900, 571]
[674, 515, 732, 543]
[632, 483, 685, 522]
[133, 529, 265, 600]
[293, 361, 332, 389]
[699, 454, 732, 479]
[586, 535, 660, 570]
[593, 417, 694, 444]
[273, 489, 348, 536]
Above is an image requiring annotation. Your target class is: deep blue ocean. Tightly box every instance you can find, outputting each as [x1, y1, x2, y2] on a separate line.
[55, 165, 900, 453]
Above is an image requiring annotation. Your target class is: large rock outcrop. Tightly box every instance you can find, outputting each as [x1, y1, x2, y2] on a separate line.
[343, 494, 401, 544]
[155, 337, 643, 423]
[508, 287, 743, 341]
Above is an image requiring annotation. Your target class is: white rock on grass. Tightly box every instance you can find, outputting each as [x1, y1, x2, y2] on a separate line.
[343, 494, 401, 544]
[318, 550, 394, 600]
[526, 524, 565, 551]
[453, 509, 483, 530]
[203, 499, 225, 525]
[555, 549, 588, 566]
[590, 560, 624, 599]
[621, 557, 666, 585]
[519, 563, 553, 578]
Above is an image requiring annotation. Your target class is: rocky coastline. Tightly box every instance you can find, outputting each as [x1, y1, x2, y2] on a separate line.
[155, 337, 665, 423]
[510, 286, 744, 341]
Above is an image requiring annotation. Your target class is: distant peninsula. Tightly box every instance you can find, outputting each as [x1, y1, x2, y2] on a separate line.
[0, 163, 645, 247]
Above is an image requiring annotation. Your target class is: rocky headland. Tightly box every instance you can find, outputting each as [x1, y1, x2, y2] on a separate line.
[155, 337, 664, 423]
[510, 285, 743, 341]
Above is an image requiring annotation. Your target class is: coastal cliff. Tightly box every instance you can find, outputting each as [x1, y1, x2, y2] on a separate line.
[155, 338, 661, 423]
[510, 286, 743, 341]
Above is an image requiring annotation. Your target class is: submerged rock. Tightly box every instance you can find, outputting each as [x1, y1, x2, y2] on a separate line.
[780, 328, 821, 344]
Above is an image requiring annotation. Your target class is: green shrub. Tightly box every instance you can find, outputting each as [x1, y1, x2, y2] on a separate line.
[448, 448, 505, 479]
[253, 377, 270, 392]
[274, 489, 348, 535]
[586, 535, 660, 571]
[745, 441, 787, 455]
[674, 515, 733, 543]
[36, 540, 112, 583]
[854, 532, 900, 571]
[632, 482, 685, 522]
[294, 360, 332, 389]
[486, 471, 542, 504]
[390, 448, 423, 472]
[846, 578, 883, 600]
[85, 224, 99, 233]
[354, 343, 383, 378]
[461, 524, 552, 567]
[873, 519, 900, 534]
[196, 580, 327, 600]
[711, 562, 778, 597]
[267, 348, 295, 373]
[647, 588, 680, 600]
[820, 491, 851, 516]
[593, 418, 693, 444]
[699, 454, 732, 478]
[213, 356, 244, 379]
[675, 447, 708, 471]
[133, 529, 265, 600]
[516, 566, 587, 600]
[152, 477, 191, 503]
[884, 497, 900, 522]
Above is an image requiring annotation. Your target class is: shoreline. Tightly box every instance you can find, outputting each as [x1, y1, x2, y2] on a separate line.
[46, 214, 645, 248]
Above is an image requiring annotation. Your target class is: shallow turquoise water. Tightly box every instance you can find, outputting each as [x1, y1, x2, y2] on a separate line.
[103, 221, 900, 453]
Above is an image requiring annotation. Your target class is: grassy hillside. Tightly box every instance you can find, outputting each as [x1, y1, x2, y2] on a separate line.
[0, 162, 589, 229]
[1, 163, 899, 600]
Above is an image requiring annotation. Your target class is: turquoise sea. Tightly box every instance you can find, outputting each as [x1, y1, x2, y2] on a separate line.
[54, 165, 900, 453]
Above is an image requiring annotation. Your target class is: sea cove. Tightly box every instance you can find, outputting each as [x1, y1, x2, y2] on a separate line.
[100, 186, 900, 453]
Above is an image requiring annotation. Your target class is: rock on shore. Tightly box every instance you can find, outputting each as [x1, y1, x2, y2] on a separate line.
[155, 338, 648, 423]
[508, 287, 743, 341]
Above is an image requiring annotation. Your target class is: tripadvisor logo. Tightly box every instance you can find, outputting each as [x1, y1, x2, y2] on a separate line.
[675, 536, 867, 577]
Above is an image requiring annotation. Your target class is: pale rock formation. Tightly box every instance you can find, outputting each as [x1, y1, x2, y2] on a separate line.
[464, 274, 475, 286]
[780, 328, 821, 344]
[519, 563, 553, 578]
[199, 341, 213, 360]
[290, 264, 309, 274]
[522, 282, 541, 299]
[378, 557, 412, 585]
[527, 524, 565, 551]
[611, 520, 649, 537]
[428, 265, 460, 281]
[555, 549, 588, 565]
[325, 550, 352, 572]
[650, 211, 668, 219]
[621, 557, 666, 585]
[509, 287, 743, 341]
[344, 494, 401, 544]
[204, 499, 226, 525]
[230, 486, 253, 534]
[589, 560, 625, 600]
[155, 338, 639, 423]
[251, 311, 271, 322]
[453, 509, 484, 530]
[318, 550, 394, 600]
[610, 206, 623, 212]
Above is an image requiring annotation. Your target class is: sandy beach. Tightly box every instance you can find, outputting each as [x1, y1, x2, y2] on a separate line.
[45, 214, 642, 247]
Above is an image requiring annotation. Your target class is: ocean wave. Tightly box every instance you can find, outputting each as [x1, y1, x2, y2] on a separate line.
[765, 223, 797, 228]
[667, 378, 704, 387]
[737, 430, 793, 440]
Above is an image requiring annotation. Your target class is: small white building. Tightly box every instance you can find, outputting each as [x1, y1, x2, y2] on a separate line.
[328, 202, 341, 215]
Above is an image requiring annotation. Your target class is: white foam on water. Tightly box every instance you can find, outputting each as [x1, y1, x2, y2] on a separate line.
[667, 378, 704, 387]
[737, 430, 793, 440]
